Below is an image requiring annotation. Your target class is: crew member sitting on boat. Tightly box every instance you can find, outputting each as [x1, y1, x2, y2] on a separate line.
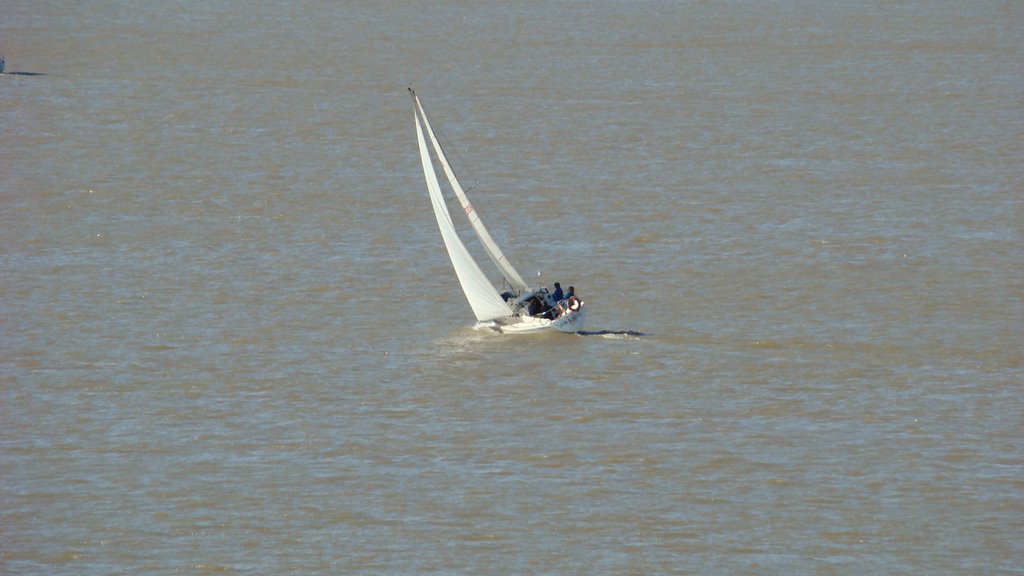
[548, 290, 581, 319]
[551, 282, 563, 302]
[528, 294, 546, 316]
[544, 283, 579, 320]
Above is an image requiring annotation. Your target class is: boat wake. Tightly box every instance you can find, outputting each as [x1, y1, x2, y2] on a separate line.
[0, 55, 46, 76]
[576, 330, 647, 338]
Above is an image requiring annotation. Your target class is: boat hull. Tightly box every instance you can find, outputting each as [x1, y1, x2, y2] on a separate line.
[550, 304, 587, 333]
[492, 306, 587, 334]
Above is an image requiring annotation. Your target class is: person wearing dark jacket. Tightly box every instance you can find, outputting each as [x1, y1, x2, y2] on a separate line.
[551, 282, 564, 302]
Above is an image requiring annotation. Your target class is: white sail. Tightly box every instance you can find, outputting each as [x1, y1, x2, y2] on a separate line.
[413, 95, 530, 292]
[415, 109, 513, 322]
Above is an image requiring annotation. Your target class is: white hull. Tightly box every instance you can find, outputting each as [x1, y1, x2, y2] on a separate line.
[491, 306, 587, 334]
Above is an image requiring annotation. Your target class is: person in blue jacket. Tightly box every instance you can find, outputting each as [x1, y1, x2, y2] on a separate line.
[551, 282, 564, 302]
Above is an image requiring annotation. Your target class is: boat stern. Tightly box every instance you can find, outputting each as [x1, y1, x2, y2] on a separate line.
[551, 303, 587, 333]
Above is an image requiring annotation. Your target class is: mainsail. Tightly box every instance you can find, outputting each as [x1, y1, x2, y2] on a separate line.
[412, 93, 530, 292]
[414, 104, 513, 321]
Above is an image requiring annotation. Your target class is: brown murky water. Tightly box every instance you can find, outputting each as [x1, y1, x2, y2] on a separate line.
[2, 1, 1021, 573]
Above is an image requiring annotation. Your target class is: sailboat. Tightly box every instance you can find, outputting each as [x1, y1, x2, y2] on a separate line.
[410, 87, 586, 334]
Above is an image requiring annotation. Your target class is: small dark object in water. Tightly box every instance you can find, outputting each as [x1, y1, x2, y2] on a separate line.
[577, 330, 647, 337]
[0, 54, 47, 76]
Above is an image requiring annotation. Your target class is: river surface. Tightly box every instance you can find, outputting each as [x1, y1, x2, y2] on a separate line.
[2, 1, 1021, 574]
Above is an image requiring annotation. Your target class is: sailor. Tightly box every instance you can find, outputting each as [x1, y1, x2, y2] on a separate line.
[528, 295, 544, 317]
[565, 285, 575, 300]
[551, 282, 564, 302]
